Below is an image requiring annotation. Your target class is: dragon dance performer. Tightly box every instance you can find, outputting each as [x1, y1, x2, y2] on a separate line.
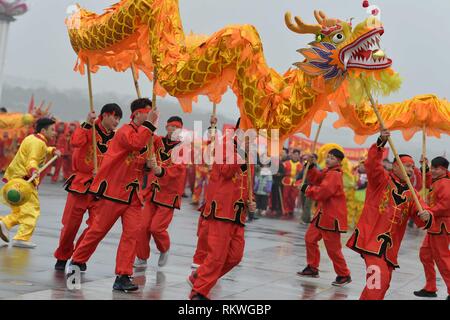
[346, 129, 433, 300]
[191, 116, 218, 270]
[281, 150, 302, 218]
[54, 104, 123, 271]
[0, 118, 60, 248]
[188, 120, 256, 300]
[415, 156, 450, 300]
[134, 116, 187, 268]
[52, 122, 77, 183]
[69, 98, 158, 292]
[191, 160, 209, 205]
[297, 149, 352, 287]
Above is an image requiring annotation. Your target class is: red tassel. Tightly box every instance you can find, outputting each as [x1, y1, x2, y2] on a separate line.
[362, 1, 370, 8]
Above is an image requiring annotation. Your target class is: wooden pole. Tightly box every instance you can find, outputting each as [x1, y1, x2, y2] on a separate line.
[245, 136, 254, 212]
[86, 60, 98, 174]
[361, 77, 424, 213]
[147, 68, 158, 160]
[422, 125, 427, 200]
[300, 120, 324, 189]
[27, 156, 59, 183]
[208, 103, 218, 166]
[130, 63, 142, 98]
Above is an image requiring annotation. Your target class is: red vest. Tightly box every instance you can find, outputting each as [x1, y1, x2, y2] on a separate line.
[201, 139, 254, 226]
[346, 144, 432, 268]
[88, 121, 154, 204]
[145, 135, 187, 209]
[427, 175, 450, 235]
[282, 160, 302, 186]
[306, 166, 348, 232]
[65, 121, 115, 194]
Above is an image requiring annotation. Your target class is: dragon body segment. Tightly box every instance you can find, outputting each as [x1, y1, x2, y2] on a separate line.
[67, 0, 399, 141]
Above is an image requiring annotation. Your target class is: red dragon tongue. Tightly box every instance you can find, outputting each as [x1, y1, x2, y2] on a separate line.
[360, 50, 372, 60]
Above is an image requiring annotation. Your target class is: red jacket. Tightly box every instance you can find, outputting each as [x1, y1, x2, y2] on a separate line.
[201, 138, 254, 226]
[64, 120, 115, 194]
[145, 135, 187, 209]
[427, 173, 450, 235]
[346, 144, 433, 268]
[306, 166, 348, 232]
[88, 121, 155, 204]
[282, 160, 302, 186]
[56, 131, 72, 156]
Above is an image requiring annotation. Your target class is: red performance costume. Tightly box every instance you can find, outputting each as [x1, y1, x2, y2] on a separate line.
[346, 142, 432, 300]
[136, 117, 186, 264]
[54, 117, 116, 266]
[417, 158, 450, 298]
[300, 160, 351, 283]
[71, 106, 155, 283]
[281, 158, 302, 215]
[52, 123, 74, 182]
[192, 162, 209, 205]
[189, 137, 254, 299]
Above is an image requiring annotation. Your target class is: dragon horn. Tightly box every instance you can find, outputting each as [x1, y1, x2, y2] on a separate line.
[314, 10, 340, 27]
[285, 12, 322, 35]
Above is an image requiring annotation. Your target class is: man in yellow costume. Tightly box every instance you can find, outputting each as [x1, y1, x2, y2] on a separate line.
[0, 118, 60, 248]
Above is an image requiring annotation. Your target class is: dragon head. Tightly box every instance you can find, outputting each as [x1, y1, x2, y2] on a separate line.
[285, 10, 393, 82]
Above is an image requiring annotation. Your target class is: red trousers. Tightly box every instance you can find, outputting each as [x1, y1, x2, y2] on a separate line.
[136, 201, 174, 260]
[72, 196, 142, 275]
[193, 214, 209, 265]
[54, 192, 97, 261]
[191, 219, 244, 298]
[305, 222, 350, 277]
[52, 156, 72, 182]
[360, 254, 394, 300]
[282, 185, 298, 214]
[419, 233, 450, 295]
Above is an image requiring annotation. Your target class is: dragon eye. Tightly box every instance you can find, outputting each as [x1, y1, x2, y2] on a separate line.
[332, 33, 345, 44]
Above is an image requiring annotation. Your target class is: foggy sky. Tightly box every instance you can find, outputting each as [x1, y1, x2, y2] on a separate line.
[3, 0, 450, 159]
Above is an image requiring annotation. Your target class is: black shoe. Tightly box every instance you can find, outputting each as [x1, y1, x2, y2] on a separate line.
[191, 293, 209, 300]
[332, 275, 352, 287]
[55, 259, 67, 271]
[413, 289, 437, 298]
[69, 261, 87, 272]
[182, 193, 188, 198]
[297, 265, 319, 278]
[113, 275, 139, 292]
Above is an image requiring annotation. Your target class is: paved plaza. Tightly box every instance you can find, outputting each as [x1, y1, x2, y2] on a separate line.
[0, 182, 447, 300]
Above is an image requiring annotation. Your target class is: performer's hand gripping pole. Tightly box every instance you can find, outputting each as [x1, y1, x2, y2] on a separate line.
[361, 76, 424, 212]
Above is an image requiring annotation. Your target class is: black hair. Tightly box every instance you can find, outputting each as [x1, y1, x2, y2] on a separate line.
[0, 107, 7, 113]
[329, 148, 345, 161]
[101, 103, 123, 119]
[292, 149, 301, 155]
[167, 116, 183, 125]
[130, 98, 152, 113]
[35, 117, 56, 134]
[431, 156, 449, 169]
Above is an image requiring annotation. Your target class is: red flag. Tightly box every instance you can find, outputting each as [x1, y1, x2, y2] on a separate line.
[27, 94, 35, 113]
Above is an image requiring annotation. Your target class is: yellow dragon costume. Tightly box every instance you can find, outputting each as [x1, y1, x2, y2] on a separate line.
[66, 0, 403, 142]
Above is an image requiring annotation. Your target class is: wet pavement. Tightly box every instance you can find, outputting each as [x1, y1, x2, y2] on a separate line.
[0, 182, 447, 300]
